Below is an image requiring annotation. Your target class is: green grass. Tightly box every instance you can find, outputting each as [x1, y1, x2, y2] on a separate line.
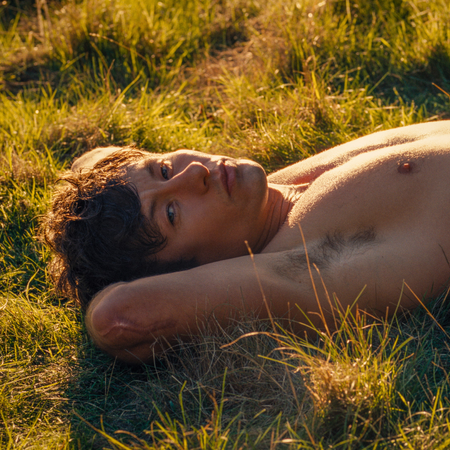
[1, 0, 450, 447]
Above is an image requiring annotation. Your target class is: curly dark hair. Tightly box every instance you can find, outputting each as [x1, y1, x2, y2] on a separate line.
[43, 148, 196, 309]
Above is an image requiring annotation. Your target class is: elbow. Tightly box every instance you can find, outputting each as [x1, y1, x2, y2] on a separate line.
[85, 283, 134, 352]
[85, 283, 171, 363]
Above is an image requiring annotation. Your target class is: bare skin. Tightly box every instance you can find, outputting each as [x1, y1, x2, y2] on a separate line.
[80, 121, 450, 363]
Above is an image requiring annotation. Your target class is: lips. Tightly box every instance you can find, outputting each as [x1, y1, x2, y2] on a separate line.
[219, 160, 236, 196]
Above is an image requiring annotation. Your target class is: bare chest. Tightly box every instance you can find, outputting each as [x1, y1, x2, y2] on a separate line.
[263, 145, 450, 254]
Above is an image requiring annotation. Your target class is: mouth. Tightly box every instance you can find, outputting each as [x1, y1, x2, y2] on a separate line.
[219, 160, 236, 196]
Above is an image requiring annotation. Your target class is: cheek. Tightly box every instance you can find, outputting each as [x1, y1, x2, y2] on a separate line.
[192, 212, 239, 245]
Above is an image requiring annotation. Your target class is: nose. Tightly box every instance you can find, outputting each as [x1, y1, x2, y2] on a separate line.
[162, 161, 210, 196]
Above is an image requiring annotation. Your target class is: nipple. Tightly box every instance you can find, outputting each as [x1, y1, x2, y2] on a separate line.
[398, 162, 413, 174]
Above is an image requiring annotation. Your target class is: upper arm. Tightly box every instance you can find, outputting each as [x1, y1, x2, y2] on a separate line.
[85, 253, 314, 362]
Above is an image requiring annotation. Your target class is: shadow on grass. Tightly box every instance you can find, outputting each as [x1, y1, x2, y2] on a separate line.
[64, 316, 310, 449]
[62, 289, 450, 448]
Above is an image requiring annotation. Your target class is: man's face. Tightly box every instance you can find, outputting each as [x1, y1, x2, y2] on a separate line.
[127, 149, 271, 265]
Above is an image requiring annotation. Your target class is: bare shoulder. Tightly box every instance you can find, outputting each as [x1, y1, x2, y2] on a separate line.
[268, 120, 450, 184]
[333, 120, 450, 148]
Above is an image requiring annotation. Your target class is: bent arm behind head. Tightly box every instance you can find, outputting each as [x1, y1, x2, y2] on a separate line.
[85, 213, 446, 365]
[85, 253, 305, 364]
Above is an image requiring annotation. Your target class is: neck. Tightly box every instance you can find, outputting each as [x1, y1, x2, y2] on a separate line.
[251, 184, 300, 253]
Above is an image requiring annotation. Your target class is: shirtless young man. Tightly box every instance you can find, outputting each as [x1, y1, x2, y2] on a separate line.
[44, 121, 450, 363]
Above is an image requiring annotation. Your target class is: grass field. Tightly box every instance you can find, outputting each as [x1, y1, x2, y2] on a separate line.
[1, 0, 450, 447]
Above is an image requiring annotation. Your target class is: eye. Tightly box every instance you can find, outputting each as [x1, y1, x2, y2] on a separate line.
[167, 204, 175, 224]
[161, 163, 169, 180]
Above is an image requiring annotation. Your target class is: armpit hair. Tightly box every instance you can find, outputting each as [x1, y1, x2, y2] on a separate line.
[276, 227, 377, 280]
[317, 227, 376, 266]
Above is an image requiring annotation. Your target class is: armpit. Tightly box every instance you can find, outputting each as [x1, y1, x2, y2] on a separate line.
[272, 227, 378, 285]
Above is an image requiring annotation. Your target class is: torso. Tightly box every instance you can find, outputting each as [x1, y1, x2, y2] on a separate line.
[262, 126, 450, 304]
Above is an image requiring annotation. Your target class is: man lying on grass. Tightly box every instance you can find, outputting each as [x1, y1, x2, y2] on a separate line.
[44, 120, 450, 363]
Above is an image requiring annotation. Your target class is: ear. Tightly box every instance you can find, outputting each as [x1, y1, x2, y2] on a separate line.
[71, 147, 123, 171]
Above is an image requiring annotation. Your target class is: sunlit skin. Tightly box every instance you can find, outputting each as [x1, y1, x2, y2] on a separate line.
[126, 150, 297, 266]
[79, 121, 450, 363]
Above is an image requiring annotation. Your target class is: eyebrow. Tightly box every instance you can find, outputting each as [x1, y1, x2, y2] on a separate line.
[144, 157, 155, 177]
[144, 158, 157, 224]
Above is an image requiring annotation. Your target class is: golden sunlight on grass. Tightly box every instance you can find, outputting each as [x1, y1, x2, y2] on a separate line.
[1, 0, 450, 447]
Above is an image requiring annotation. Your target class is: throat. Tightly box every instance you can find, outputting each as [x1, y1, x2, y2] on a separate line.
[252, 185, 302, 253]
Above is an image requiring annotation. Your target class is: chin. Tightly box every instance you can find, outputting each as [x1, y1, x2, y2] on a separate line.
[240, 159, 267, 183]
[239, 162, 269, 217]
